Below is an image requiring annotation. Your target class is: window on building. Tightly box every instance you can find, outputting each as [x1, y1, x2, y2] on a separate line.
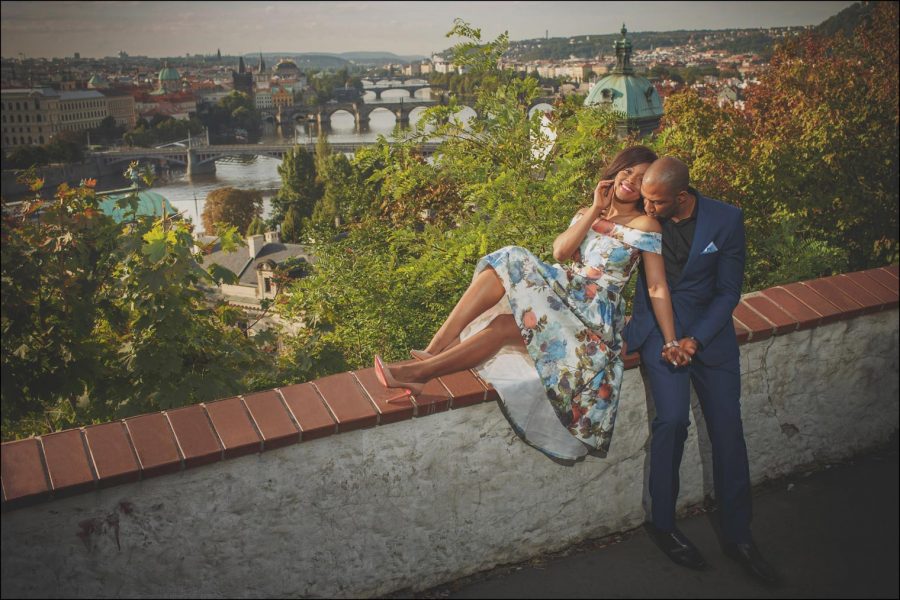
[25, 115, 30, 122]
[16, 102, 21, 110]
[39, 136, 44, 144]
[264, 277, 272, 294]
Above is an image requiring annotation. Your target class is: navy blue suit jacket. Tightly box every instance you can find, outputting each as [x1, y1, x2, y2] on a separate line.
[623, 193, 746, 366]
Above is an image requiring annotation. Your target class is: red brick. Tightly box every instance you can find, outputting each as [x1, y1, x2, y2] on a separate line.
[802, 278, 866, 320]
[41, 429, 95, 496]
[83, 422, 141, 487]
[352, 368, 415, 425]
[1, 438, 50, 507]
[842, 272, 896, 308]
[165, 405, 222, 468]
[124, 413, 182, 478]
[864, 268, 900, 298]
[278, 383, 336, 441]
[733, 301, 774, 341]
[733, 319, 751, 344]
[781, 282, 844, 325]
[242, 390, 300, 450]
[830, 274, 884, 313]
[622, 352, 641, 370]
[743, 294, 799, 335]
[204, 397, 262, 459]
[440, 370, 488, 409]
[313, 372, 379, 432]
[413, 378, 452, 415]
[760, 287, 824, 331]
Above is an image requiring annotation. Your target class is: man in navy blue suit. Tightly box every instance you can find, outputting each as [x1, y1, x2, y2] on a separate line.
[623, 157, 778, 585]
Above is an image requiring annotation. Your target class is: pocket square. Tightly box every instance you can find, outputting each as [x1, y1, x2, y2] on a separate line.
[701, 242, 718, 254]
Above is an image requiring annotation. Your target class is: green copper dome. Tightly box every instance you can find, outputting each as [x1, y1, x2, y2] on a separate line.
[158, 62, 180, 81]
[583, 73, 663, 119]
[584, 25, 663, 134]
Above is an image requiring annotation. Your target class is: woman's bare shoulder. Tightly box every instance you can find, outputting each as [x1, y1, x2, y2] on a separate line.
[625, 214, 662, 233]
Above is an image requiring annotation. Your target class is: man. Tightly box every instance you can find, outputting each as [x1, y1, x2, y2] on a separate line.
[623, 157, 778, 586]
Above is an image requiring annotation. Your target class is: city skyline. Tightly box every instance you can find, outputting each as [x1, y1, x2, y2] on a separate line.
[2, 1, 856, 59]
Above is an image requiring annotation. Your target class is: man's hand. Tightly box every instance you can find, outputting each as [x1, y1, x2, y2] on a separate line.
[662, 344, 691, 368]
[678, 337, 699, 364]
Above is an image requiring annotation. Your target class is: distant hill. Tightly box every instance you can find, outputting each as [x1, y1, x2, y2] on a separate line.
[339, 52, 427, 64]
[243, 51, 426, 70]
[816, 1, 875, 38]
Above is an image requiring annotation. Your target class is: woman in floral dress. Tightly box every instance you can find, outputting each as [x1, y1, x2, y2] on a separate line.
[376, 146, 684, 460]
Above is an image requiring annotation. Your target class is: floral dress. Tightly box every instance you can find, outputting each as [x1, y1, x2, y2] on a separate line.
[461, 214, 662, 460]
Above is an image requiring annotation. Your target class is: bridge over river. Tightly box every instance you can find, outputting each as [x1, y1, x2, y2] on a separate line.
[91, 140, 442, 175]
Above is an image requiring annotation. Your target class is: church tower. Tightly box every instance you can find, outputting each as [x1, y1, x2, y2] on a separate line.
[583, 24, 663, 138]
[232, 56, 254, 96]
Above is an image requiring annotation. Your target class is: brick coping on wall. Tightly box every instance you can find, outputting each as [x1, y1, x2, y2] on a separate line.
[2, 266, 898, 512]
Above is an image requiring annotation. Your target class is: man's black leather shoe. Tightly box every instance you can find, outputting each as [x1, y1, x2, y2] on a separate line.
[723, 540, 781, 586]
[644, 522, 708, 570]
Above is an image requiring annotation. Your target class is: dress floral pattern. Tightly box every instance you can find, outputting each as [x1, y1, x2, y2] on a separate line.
[473, 214, 661, 455]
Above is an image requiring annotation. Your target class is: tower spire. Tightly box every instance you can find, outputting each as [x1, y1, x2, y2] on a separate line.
[613, 23, 634, 75]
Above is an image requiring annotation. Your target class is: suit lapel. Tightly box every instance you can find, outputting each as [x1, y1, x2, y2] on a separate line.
[678, 194, 710, 283]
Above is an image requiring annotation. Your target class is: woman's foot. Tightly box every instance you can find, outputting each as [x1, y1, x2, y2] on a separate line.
[374, 355, 427, 402]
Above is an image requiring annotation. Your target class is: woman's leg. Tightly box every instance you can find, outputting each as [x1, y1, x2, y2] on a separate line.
[424, 267, 506, 354]
[392, 314, 524, 384]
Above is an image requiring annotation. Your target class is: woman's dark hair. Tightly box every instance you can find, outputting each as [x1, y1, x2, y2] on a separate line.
[600, 145, 658, 180]
[599, 145, 658, 211]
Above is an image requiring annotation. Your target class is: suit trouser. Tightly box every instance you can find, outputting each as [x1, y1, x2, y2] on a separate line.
[639, 333, 753, 544]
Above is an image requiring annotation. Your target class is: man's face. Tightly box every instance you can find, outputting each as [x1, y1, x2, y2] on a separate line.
[641, 181, 682, 220]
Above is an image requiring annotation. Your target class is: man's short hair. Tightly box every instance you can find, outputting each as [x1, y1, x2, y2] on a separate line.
[646, 157, 690, 195]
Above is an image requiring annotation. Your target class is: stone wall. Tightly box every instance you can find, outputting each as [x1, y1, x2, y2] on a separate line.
[2, 268, 898, 598]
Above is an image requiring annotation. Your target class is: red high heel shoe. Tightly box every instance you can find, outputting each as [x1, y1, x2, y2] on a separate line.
[374, 355, 426, 403]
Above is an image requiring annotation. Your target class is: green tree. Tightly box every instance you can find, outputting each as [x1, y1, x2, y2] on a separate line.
[271, 145, 320, 230]
[201, 187, 264, 236]
[246, 215, 267, 236]
[1, 168, 275, 440]
[280, 205, 302, 243]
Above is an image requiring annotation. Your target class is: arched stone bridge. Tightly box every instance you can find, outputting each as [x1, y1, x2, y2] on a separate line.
[362, 83, 435, 100]
[91, 140, 442, 176]
[267, 99, 457, 129]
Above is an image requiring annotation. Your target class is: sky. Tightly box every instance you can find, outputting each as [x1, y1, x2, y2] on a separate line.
[1, 1, 857, 59]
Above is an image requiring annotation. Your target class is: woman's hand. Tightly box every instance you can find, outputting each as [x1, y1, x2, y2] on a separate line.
[592, 179, 615, 215]
[661, 345, 691, 368]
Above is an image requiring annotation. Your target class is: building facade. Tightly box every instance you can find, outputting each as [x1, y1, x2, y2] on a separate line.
[2, 88, 59, 148]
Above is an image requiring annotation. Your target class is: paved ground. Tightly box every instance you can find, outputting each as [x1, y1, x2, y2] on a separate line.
[394, 435, 899, 599]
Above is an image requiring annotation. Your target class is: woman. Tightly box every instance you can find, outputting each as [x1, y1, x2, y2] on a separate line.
[375, 146, 684, 460]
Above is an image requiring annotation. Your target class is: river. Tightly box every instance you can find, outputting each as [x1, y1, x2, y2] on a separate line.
[110, 99, 476, 230]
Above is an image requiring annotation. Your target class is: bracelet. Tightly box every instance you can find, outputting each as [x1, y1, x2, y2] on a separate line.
[662, 340, 680, 350]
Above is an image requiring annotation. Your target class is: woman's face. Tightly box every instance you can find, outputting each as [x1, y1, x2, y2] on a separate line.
[613, 162, 652, 203]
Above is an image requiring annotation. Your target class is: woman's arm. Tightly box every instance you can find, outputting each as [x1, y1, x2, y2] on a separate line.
[626, 215, 686, 365]
[552, 180, 613, 262]
[641, 251, 687, 365]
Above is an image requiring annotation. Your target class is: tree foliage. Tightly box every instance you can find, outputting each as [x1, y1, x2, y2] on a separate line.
[657, 1, 898, 287]
[270, 145, 320, 235]
[1, 167, 275, 440]
[200, 187, 263, 236]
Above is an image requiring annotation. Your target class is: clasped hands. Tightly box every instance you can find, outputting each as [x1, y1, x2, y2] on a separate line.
[661, 337, 698, 368]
